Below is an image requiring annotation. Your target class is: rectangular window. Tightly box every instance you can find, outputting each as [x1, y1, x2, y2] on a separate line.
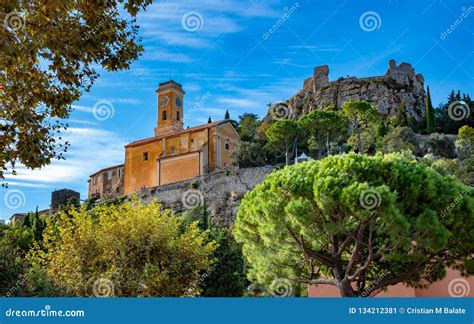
[118, 169, 122, 178]
[107, 171, 112, 180]
[99, 175, 103, 183]
[143, 152, 149, 161]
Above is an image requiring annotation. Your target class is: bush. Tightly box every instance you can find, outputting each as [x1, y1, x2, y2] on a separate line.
[428, 133, 456, 158]
[28, 197, 216, 297]
[456, 125, 474, 160]
[181, 207, 247, 296]
[236, 141, 267, 167]
[377, 127, 420, 155]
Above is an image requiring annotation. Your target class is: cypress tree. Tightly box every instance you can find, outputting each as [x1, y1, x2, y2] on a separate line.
[426, 86, 435, 133]
[32, 207, 45, 241]
[224, 110, 230, 120]
[23, 212, 31, 228]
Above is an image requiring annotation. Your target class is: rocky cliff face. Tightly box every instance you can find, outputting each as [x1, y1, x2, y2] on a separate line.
[288, 60, 426, 119]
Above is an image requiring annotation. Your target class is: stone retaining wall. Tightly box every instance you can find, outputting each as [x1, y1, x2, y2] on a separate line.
[129, 166, 273, 225]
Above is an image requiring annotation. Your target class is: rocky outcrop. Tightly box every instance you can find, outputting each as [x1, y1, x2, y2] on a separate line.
[289, 60, 426, 119]
[129, 166, 273, 226]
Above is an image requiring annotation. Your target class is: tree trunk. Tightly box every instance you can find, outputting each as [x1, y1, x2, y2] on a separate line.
[338, 278, 356, 297]
[317, 130, 322, 159]
[355, 120, 362, 153]
[326, 135, 330, 155]
[285, 142, 289, 165]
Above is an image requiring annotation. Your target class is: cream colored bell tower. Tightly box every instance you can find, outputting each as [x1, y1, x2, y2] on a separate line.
[154, 80, 184, 136]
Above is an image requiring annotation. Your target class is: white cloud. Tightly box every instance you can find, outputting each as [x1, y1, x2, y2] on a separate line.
[5, 127, 127, 186]
[72, 105, 92, 113]
[142, 47, 193, 63]
[137, 0, 281, 49]
[198, 107, 230, 116]
[105, 98, 142, 104]
[67, 118, 98, 126]
[142, 30, 212, 49]
[289, 44, 342, 52]
[216, 97, 260, 108]
[4, 181, 50, 188]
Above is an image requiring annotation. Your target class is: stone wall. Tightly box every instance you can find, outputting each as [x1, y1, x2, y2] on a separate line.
[129, 166, 273, 225]
[289, 59, 426, 120]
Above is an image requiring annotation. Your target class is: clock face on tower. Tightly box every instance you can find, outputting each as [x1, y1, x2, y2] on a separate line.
[160, 96, 169, 107]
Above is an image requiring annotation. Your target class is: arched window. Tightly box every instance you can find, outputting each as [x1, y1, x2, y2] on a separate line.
[162, 110, 167, 120]
[177, 111, 180, 121]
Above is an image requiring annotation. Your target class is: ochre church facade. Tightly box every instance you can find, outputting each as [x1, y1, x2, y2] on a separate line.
[88, 80, 240, 199]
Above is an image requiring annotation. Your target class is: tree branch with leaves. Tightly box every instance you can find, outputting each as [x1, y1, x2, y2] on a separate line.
[0, 0, 152, 180]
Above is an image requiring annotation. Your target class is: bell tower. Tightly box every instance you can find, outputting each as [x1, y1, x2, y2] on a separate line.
[154, 80, 184, 136]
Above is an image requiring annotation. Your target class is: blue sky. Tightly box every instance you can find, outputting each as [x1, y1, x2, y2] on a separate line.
[1, 0, 473, 221]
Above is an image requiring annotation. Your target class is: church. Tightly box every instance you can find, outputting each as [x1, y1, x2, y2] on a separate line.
[88, 81, 240, 199]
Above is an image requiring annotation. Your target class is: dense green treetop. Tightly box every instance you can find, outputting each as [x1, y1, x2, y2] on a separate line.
[234, 153, 473, 297]
[238, 113, 260, 142]
[265, 119, 300, 165]
[340, 100, 380, 153]
[299, 110, 349, 159]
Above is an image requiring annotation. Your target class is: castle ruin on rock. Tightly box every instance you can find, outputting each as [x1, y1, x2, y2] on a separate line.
[289, 59, 426, 120]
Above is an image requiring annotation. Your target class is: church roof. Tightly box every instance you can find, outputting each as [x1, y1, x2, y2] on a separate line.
[125, 120, 230, 148]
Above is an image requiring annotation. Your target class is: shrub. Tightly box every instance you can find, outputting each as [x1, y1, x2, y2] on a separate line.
[428, 133, 456, 158]
[28, 197, 216, 297]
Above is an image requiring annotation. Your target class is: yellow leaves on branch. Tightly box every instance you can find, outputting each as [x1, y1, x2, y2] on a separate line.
[28, 197, 216, 297]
